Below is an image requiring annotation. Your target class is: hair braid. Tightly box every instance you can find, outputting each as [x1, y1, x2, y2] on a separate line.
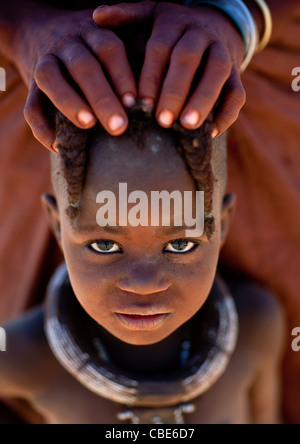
[174, 119, 215, 236]
[54, 107, 216, 237]
[55, 111, 89, 219]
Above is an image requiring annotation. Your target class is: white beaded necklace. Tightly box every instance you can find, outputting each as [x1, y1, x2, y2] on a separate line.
[45, 264, 238, 424]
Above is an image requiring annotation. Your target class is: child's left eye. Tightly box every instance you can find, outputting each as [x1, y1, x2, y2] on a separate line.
[164, 239, 197, 253]
[89, 240, 122, 254]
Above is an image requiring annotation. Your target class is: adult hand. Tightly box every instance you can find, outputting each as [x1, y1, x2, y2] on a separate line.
[12, 6, 137, 152]
[93, 1, 246, 137]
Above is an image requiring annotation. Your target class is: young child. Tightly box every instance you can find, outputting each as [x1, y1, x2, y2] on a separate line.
[0, 107, 285, 424]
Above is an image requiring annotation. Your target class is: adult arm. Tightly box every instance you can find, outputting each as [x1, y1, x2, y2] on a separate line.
[94, 0, 299, 136]
[1, 1, 297, 150]
[0, 0, 137, 151]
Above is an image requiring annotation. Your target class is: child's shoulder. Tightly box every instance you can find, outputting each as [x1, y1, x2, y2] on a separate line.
[229, 279, 286, 362]
[0, 306, 57, 399]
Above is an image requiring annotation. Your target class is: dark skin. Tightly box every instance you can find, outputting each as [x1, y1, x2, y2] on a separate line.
[0, 130, 285, 423]
[0, 0, 244, 151]
[0, 279, 284, 424]
[47, 129, 231, 345]
[0, 0, 297, 151]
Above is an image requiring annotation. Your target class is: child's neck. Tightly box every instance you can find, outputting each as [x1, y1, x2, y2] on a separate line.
[98, 323, 191, 377]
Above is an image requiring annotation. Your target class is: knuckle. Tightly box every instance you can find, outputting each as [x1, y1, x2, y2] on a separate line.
[34, 56, 54, 85]
[31, 124, 45, 142]
[142, 73, 162, 91]
[162, 87, 183, 104]
[97, 36, 124, 57]
[232, 84, 246, 106]
[92, 93, 115, 111]
[197, 88, 215, 103]
[175, 13, 189, 27]
[193, 22, 216, 38]
[55, 93, 77, 111]
[222, 93, 245, 122]
[222, 105, 238, 122]
[147, 39, 171, 59]
[24, 106, 44, 136]
[78, 19, 99, 38]
[172, 46, 199, 66]
[23, 100, 34, 122]
[225, 83, 246, 112]
[65, 51, 86, 71]
[210, 52, 232, 76]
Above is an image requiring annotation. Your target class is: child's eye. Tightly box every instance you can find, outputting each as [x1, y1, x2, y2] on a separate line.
[164, 239, 197, 253]
[89, 240, 122, 254]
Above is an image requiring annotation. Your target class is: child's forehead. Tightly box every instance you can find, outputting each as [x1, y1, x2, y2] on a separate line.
[87, 131, 187, 180]
[91, 129, 176, 155]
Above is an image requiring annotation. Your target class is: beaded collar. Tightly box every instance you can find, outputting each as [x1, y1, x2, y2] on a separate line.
[45, 264, 238, 424]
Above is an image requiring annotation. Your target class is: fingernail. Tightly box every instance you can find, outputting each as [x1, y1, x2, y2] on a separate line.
[108, 114, 126, 132]
[212, 127, 220, 138]
[51, 142, 59, 154]
[181, 110, 201, 128]
[141, 97, 154, 111]
[78, 110, 96, 126]
[122, 93, 136, 108]
[158, 110, 174, 127]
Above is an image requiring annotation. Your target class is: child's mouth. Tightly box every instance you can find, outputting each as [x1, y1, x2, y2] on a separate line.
[115, 313, 169, 330]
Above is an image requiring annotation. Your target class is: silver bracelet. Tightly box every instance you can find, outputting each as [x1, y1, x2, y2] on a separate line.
[184, 0, 259, 71]
[252, 0, 273, 52]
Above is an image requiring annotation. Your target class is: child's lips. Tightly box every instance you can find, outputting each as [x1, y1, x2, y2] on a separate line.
[115, 313, 170, 330]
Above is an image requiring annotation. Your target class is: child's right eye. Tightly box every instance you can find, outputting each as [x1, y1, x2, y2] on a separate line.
[89, 240, 122, 254]
[164, 239, 198, 254]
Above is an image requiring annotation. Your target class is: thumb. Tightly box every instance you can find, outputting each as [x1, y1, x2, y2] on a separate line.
[93, 1, 157, 27]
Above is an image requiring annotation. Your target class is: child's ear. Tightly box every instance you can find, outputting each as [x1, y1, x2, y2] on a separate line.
[41, 194, 62, 249]
[220, 193, 236, 247]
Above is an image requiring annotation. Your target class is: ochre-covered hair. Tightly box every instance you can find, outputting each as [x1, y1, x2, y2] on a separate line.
[54, 106, 224, 238]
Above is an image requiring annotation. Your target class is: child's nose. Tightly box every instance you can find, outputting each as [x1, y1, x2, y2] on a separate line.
[118, 265, 170, 295]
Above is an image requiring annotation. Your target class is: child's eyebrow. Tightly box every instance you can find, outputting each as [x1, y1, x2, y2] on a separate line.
[74, 225, 128, 235]
[74, 224, 193, 238]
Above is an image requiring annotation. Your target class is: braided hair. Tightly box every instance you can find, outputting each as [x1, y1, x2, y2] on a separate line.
[54, 106, 219, 238]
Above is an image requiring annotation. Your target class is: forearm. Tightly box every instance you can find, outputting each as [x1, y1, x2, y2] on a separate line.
[0, 0, 115, 61]
[0, 1, 55, 60]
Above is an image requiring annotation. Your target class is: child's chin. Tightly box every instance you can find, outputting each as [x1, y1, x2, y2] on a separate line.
[111, 326, 174, 346]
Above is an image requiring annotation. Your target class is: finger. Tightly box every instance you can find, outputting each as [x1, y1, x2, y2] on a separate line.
[59, 38, 129, 135]
[155, 30, 208, 128]
[139, 22, 184, 110]
[34, 54, 97, 130]
[83, 27, 137, 107]
[212, 69, 246, 136]
[179, 43, 232, 130]
[93, 1, 156, 27]
[24, 82, 57, 152]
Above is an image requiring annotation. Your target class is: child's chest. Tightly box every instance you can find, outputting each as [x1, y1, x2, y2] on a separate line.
[31, 355, 254, 424]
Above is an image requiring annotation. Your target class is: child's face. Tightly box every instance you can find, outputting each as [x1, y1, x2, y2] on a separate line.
[46, 132, 233, 346]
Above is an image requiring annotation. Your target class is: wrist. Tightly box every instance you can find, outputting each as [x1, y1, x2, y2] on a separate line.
[184, 0, 258, 71]
[190, 4, 245, 50]
[0, 1, 58, 61]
